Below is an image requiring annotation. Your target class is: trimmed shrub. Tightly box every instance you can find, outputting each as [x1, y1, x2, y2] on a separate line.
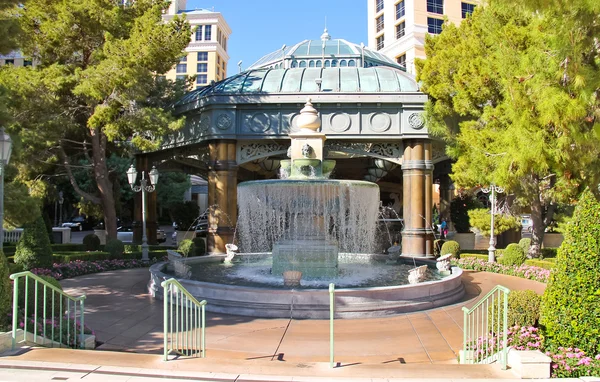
[433, 239, 445, 257]
[82, 234, 101, 251]
[498, 243, 526, 266]
[541, 189, 600, 355]
[540, 247, 558, 259]
[18, 275, 63, 319]
[14, 215, 54, 270]
[524, 259, 555, 270]
[105, 239, 125, 258]
[52, 244, 86, 252]
[518, 238, 531, 254]
[192, 237, 206, 257]
[489, 289, 541, 332]
[0, 250, 12, 327]
[440, 240, 460, 258]
[178, 239, 194, 257]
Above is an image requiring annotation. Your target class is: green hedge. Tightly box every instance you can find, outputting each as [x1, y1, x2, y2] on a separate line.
[540, 247, 558, 259]
[524, 259, 555, 270]
[52, 250, 168, 263]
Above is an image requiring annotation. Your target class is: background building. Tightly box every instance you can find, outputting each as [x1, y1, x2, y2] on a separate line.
[367, 0, 478, 74]
[163, 1, 231, 89]
[0, 51, 34, 68]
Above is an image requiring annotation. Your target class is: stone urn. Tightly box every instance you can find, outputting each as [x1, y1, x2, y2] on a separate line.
[283, 270, 302, 287]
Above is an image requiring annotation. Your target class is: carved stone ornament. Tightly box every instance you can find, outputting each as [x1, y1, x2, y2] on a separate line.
[199, 115, 210, 134]
[408, 113, 425, 130]
[216, 114, 232, 130]
[325, 142, 402, 159]
[238, 142, 288, 162]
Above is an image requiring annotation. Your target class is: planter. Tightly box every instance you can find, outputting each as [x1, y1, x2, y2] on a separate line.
[542, 233, 563, 248]
[453, 233, 475, 250]
[283, 270, 302, 287]
[93, 229, 107, 245]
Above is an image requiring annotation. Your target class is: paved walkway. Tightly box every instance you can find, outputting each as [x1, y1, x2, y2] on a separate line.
[1, 268, 547, 380]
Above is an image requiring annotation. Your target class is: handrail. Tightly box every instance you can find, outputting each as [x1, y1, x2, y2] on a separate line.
[10, 271, 87, 350]
[461, 285, 510, 369]
[162, 278, 207, 361]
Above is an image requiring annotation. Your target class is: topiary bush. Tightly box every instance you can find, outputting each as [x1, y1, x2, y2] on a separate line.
[105, 238, 125, 258]
[178, 239, 194, 257]
[434, 239, 445, 257]
[518, 238, 531, 254]
[499, 243, 526, 266]
[489, 289, 541, 331]
[192, 237, 206, 257]
[0, 250, 12, 328]
[440, 240, 460, 258]
[82, 234, 101, 251]
[14, 214, 54, 270]
[540, 189, 600, 355]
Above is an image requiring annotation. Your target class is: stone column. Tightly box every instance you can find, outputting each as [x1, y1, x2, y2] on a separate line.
[401, 139, 434, 257]
[133, 155, 158, 245]
[207, 140, 238, 254]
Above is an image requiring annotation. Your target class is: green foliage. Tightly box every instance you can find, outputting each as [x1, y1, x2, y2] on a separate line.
[0, 250, 12, 327]
[450, 195, 482, 233]
[440, 240, 460, 258]
[434, 239, 445, 257]
[105, 239, 125, 258]
[157, 172, 192, 211]
[541, 190, 600, 355]
[489, 290, 541, 331]
[468, 209, 521, 236]
[499, 243, 527, 266]
[519, 238, 531, 254]
[82, 234, 101, 251]
[540, 247, 558, 259]
[14, 214, 53, 270]
[524, 259, 555, 270]
[191, 237, 206, 257]
[170, 201, 200, 231]
[0, 0, 21, 55]
[178, 239, 194, 257]
[18, 275, 63, 320]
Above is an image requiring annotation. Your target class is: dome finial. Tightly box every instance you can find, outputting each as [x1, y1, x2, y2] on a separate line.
[321, 24, 331, 42]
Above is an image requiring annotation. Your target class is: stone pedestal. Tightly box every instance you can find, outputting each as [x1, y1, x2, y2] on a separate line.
[207, 140, 238, 254]
[401, 139, 434, 257]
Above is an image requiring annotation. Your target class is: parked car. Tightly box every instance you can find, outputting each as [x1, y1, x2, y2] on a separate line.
[62, 216, 95, 231]
[520, 215, 533, 233]
[157, 229, 167, 243]
[117, 224, 167, 243]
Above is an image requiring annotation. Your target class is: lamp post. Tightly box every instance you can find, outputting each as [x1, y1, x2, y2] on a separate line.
[58, 191, 64, 226]
[481, 184, 504, 263]
[127, 164, 159, 263]
[0, 128, 13, 251]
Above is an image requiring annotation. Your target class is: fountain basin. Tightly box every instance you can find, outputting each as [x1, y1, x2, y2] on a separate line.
[148, 255, 465, 319]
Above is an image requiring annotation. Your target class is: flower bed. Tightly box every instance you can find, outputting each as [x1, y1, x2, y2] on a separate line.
[30, 259, 154, 281]
[452, 257, 550, 283]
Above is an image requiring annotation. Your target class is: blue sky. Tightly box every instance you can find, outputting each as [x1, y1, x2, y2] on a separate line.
[187, 0, 368, 74]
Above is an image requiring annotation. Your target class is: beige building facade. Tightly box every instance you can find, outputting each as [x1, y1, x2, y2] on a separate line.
[367, 0, 478, 74]
[163, 1, 231, 89]
[0, 51, 34, 68]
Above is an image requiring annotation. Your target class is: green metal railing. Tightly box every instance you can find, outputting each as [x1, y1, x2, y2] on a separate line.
[162, 278, 206, 361]
[462, 285, 510, 369]
[329, 283, 335, 368]
[10, 271, 86, 350]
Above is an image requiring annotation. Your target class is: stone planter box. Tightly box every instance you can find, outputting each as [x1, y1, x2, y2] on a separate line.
[542, 233, 563, 248]
[93, 229, 107, 245]
[453, 233, 475, 250]
[507, 348, 551, 378]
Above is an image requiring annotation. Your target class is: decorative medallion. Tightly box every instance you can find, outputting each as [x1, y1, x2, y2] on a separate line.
[369, 112, 392, 132]
[328, 112, 352, 133]
[216, 114, 232, 130]
[249, 112, 271, 133]
[199, 115, 210, 134]
[408, 113, 425, 130]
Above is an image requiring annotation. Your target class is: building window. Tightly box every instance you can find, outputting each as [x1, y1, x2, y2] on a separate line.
[324, 60, 331, 68]
[376, 35, 385, 50]
[197, 63, 208, 73]
[291, 60, 298, 68]
[396, 54, 406, 67]
[396, 1, 405, 19]
[223, 37, 227, 51]
[309, 60, 315, 67]
[461, 2, 476, 18]
[195, 26, 203, 41]
[348, 60, 356, 67]
[299, 61, 307, 68]
[197, 74, 207, 84]
[316, 60, 322, 67]
[340, 60, 347, 67]
[376, 0, 384, 12]
[217, 56, 220, 65]
[376, 15, 384, 32]
[428, 17, 444, 34]
[24, 60, 33, 67]
[396, 22, 405, 39]
[4, 59, 14, 65]
[176, 75, 186, 81]
[176, 63, 187, 73]
[180, 55, 187, 62]
[197, 52, 208, 61]
[331, 59, 337, 67]
[427, 0, 443, 14]
[204, 25, 212, 41]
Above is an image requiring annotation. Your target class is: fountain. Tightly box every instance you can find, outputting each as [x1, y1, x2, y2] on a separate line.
[148, 99, 465, 318]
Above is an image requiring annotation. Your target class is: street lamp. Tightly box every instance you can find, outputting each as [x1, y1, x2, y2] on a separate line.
[481, 184, 504, 263]
[127, 164, 159, 263]
[58, 191, 64, 226]
[0, 128, 13, 251]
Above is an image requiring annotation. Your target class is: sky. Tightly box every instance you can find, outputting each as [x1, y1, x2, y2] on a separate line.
[187, 0, 368, 74]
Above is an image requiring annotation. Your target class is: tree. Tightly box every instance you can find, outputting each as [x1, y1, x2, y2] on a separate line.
[540, 189, 600, 355]
[0, 0, 22, 55]
[0, 0, 191, 239]
[416, 0, 600, 257]
[156, 172, 191, 216]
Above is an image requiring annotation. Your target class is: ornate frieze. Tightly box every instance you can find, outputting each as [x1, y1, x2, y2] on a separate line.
[238, 142, 288, 163]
